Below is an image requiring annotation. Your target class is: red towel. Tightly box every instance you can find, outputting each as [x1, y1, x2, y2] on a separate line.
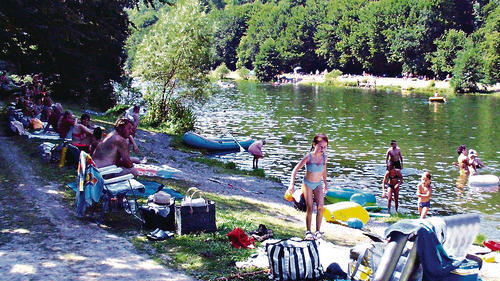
[227, 227, 255, 249]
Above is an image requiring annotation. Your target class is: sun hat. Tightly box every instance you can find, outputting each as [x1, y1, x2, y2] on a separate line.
[153, 191, 171, 205]
[469, 149, 477, 157]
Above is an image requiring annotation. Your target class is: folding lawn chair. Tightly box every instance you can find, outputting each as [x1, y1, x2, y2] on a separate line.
[76, 151, 145, 224]
[363, 214, 481, 281]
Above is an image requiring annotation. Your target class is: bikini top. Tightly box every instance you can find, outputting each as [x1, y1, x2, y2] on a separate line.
[306, 153, 326, 173]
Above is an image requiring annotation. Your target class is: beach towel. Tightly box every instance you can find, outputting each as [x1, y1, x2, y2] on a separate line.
[27, 130, 61, 140]
[75, 153, 103, 217]
[67, 180, 183, 199]
[135, 163, 183, 179]
[416, 225, 459, 281]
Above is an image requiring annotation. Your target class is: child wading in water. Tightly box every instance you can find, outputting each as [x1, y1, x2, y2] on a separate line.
[416, 172, 432, 219]
[288, 133, 328, 240]
[382, 162, 403, 213]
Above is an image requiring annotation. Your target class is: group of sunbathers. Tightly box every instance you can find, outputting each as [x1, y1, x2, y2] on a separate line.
[3, 72, 145, 177]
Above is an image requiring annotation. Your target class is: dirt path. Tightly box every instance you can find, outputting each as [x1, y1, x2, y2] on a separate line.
[0, 136, 195, 281]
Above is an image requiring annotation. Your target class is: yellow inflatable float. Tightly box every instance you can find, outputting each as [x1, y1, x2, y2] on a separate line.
[323, 202, 370, 224]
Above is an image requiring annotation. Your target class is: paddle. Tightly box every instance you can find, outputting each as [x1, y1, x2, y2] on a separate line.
[230, 134, 246, 152]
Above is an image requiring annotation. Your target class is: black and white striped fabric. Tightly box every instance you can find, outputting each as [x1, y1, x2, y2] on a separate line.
[266, 238, 323, 281]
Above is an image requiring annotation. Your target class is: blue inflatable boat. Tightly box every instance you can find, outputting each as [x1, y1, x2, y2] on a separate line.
[182, 131, 255, 151]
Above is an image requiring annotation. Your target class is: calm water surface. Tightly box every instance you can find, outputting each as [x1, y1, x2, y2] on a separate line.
[192, 82, 500, 239]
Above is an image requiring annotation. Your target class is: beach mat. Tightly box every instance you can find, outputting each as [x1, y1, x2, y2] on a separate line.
[67, 180, 183, 199]
[27, 130, 62, 140]
[135, 163, 183, 179]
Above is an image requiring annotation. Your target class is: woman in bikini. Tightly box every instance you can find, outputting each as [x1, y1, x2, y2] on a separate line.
[287, 133, 328, 240]
[382, 162, 403, 213]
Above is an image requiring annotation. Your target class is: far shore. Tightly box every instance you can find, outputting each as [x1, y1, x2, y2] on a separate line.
[226, 71, 500, 93]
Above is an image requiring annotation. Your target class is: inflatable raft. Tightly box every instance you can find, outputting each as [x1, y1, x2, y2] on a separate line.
[429, 96, 446, 103]
[325, 187, 376, 206]
[182, 131, 255, 151]
[469, 174, 499, 186]
[323, 202, 370, 224]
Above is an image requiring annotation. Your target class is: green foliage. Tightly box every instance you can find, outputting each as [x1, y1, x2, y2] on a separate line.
[474, 233, 487, 246]
[0, 0, 135, 109]
[132, 0, 212, 132]
[143, 97, 195, 133]
[236, 67, 251, 79]
[104, 104, 130, 118]
[480, 5, 500, 84]
[428, 29, 468, 79]
[324, 69, 342, 81]
[254, 38, 281, 82]
[213, 63, 230, 80]
[451, 44, 484, 93]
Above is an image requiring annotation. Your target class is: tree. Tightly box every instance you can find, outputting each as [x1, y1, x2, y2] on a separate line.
[427, 29, 468, 79]
[451, 43, 484, 92]
[133, 0, 212, 130]
[480, 4, 500, 84]
[0, 0, 135, 107]
[254, 38, 281, 82]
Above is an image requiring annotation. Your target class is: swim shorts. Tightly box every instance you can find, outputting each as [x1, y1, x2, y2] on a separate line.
[391, 160, 402, 169]
[419, 201, 430, 208]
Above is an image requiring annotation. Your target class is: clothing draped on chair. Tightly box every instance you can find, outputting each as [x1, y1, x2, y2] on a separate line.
[76, 151, 103, 217]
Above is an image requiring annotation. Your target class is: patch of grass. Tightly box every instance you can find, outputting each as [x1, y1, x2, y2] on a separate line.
[474, 233, 486, 246]
[189, 156, 281, 183]
[129, 179, 354, 280]
[376, 212, 419, 224]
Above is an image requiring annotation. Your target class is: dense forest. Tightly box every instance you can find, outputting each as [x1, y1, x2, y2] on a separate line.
[1, 0, 499, 112]
[127, 0, 499, 91]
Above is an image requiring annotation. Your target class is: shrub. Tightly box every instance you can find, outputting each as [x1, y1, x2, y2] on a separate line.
[213, 63, 230, 80]
[143, 97, 195, 133]
[236, 67, 250, 80]
[104, 104, 130, 118]
[324, 69, 342, 81]
[451, 45, 483, 93]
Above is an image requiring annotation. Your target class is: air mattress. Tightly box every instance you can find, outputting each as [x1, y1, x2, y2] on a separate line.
[469, 175, 499, 186]
[325, 187, 376, 206]
[323, 202, 370, 224]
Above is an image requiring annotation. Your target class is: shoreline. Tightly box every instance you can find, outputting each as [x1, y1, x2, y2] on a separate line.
[226, 71, 500, 93]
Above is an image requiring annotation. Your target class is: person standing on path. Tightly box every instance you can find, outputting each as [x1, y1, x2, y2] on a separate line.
[248, 139, 266, 169]
[287, 133, 328, 240]
[382, 162, 403, 213]
[386, 140, 403, 169]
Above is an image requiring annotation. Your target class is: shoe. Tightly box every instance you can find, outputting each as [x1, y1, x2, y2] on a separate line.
[150, 228, 161, 236]
[305, 231, 314, 240]
[314, 231, 324, 240]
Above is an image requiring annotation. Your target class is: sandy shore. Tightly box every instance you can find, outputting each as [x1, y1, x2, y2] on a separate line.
[227, 71, 500, 92]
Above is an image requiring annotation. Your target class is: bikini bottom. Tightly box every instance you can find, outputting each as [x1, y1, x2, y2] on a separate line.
[303, 178, 323, 190]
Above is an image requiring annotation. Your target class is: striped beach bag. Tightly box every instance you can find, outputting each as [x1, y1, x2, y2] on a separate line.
[266, 238, 323, 281]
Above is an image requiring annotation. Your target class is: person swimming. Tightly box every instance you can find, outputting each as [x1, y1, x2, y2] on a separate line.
[287, 133, 329, 240]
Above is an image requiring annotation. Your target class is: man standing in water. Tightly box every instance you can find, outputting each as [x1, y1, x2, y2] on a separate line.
[386, 140, 403, 169]
[92, 118, 138, 176]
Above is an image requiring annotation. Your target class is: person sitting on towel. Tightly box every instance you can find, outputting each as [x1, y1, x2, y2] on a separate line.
[92, 118, 139, 176]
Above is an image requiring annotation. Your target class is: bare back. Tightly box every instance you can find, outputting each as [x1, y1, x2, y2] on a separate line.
[92, 131, 132, 168]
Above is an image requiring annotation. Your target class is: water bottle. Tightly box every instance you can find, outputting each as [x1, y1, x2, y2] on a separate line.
[58, 142, 68, 168]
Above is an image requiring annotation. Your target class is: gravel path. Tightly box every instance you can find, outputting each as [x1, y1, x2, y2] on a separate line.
[0, 136, 195, 281]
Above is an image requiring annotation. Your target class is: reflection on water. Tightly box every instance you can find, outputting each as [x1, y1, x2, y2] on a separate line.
[192, 82, 500, 239]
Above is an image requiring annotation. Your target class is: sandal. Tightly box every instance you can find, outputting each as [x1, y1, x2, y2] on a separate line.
[315, 231, 324, 240]
[305, 231, 314, 240]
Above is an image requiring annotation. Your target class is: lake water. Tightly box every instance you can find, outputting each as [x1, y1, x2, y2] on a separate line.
[192, 81, 500, 239]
